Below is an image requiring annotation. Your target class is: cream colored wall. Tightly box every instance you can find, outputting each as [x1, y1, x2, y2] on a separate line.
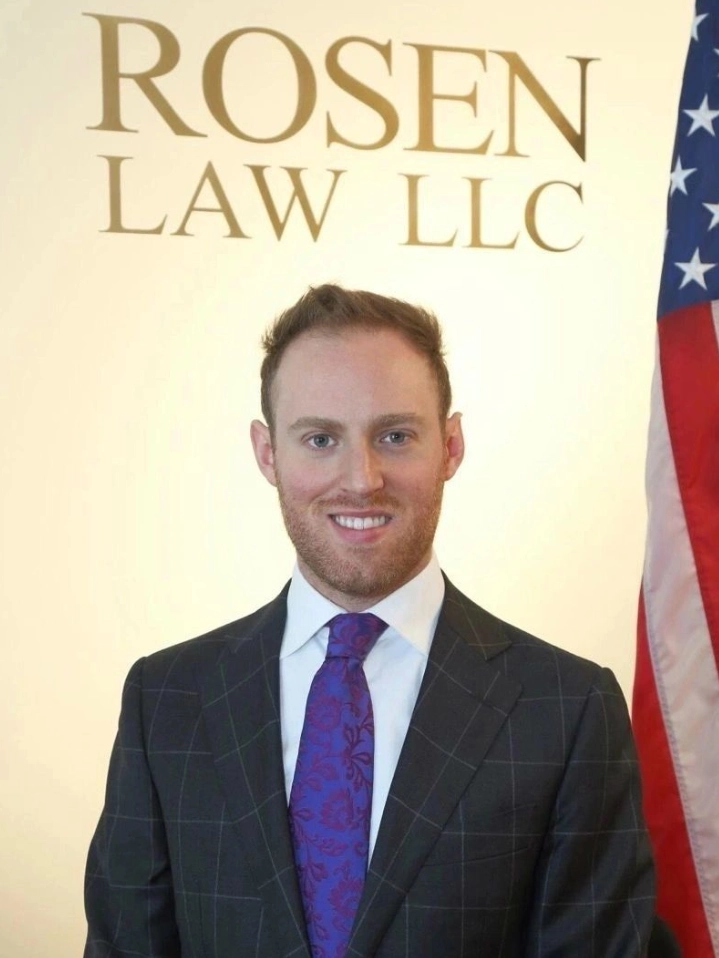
[1, 1, 691, 954]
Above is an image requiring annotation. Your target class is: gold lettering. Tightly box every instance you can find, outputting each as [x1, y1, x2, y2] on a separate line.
[173, 162, 248, 237]
[203, 29, 316, 142]
[84, 14, 203, 136]
[405, 43, 492, 154]
[400, 174, 457, 246]
[525, 180, 583, 251]
[248, 167, 345, 241]
[326, 37, 399, 150]
[493, 52, 597, 159]
[100, 155, 167, 233]
[465, 178, 518, 249]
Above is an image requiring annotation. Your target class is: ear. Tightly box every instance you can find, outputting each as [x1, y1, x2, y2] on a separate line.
[250, 419, 278, 487]
[443, 412, 465, 481]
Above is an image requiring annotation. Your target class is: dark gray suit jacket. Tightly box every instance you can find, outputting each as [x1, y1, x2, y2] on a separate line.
[84, 578, 655, 957]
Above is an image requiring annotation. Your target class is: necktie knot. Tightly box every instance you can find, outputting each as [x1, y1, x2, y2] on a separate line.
[326, 612, 388, 661]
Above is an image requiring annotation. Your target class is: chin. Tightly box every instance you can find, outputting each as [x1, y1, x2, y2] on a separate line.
[309, 554, 419, 602]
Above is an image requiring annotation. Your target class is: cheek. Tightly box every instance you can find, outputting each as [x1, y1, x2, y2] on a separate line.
[390, 461, 443, 492]
[277, 462, 334, 504]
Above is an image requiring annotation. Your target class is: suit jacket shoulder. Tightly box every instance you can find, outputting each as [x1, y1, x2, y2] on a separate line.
[137, 583, 291, 689]
[442, 575, 612, 696]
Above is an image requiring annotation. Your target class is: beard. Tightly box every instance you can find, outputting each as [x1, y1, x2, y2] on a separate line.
[275, 477, 445, 604]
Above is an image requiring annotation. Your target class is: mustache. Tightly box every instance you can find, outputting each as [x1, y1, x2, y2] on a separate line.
[317, 496, 401, 512]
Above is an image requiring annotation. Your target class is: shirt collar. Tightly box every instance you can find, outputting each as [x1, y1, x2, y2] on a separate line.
[280, 553, 445, 659]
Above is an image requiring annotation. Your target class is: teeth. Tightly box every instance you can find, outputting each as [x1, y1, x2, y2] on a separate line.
[333, 515, 388, 530]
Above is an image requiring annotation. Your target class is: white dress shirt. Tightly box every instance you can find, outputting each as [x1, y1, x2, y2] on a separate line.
[279, 555, 445, 858]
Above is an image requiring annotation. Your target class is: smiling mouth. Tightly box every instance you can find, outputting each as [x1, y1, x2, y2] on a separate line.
[331, 515, 390, 530]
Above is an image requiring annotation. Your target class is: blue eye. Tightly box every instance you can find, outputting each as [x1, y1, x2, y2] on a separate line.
[384, 431, 408, 444]
[308, 434, 334, 449]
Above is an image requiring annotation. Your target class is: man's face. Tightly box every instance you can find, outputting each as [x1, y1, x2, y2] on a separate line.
[251, 327, 464, 611]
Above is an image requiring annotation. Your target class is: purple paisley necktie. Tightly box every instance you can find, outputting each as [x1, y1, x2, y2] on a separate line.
[289, 612, 388, 958]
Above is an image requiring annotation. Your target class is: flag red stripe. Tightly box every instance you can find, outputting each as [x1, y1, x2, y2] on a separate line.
[633, 594, 714, 957]
[659, 303, 719, 669]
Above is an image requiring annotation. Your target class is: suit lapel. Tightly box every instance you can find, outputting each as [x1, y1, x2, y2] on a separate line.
[198, 587, 311, 958]
[348, 579, 523, 958]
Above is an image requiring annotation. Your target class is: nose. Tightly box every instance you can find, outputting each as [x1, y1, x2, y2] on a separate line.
[339, 441, 385, 496]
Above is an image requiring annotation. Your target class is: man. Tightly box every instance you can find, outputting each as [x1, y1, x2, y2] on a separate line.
[85, 284, 655, 957]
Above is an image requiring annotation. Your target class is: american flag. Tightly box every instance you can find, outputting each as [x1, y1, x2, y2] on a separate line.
[633, 2, 719, 956]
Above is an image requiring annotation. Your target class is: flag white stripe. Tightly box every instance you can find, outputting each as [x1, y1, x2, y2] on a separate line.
[643, 346, 719, 954]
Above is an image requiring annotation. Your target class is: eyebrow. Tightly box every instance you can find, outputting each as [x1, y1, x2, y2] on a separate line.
[288, 413, 426, 433]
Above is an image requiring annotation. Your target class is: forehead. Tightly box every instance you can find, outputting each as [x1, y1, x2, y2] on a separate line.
[271, 327, 440, 424]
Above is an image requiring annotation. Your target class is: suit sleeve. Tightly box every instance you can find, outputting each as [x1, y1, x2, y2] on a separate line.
[84, 658, 181, 958]
[524, 667, 656, 957]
